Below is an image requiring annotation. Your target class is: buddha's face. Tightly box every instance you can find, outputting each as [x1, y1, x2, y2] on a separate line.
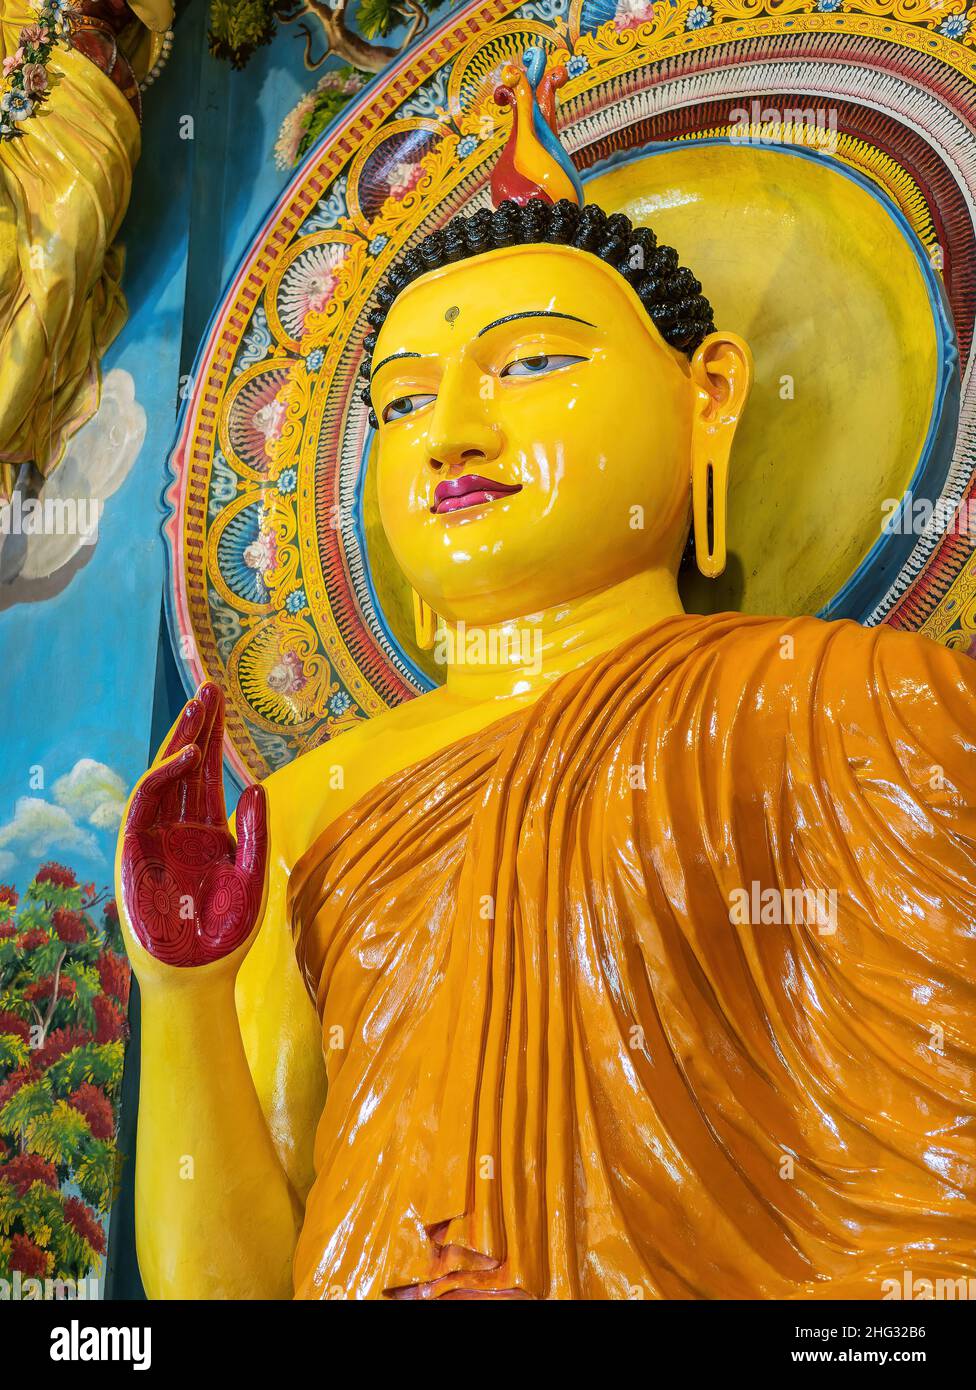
[371, 244, 733, 624]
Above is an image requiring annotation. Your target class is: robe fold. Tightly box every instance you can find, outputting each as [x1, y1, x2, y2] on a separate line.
[289, 612, 976, 1300]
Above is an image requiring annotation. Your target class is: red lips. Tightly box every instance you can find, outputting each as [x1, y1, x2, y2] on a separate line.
[432, 474, 523, 515]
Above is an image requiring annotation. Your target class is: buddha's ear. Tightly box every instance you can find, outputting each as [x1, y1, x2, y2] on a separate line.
[689, 332, 753, 579]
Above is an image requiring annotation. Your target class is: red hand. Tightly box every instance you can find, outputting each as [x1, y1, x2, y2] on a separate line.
[120, 684, 268, 967]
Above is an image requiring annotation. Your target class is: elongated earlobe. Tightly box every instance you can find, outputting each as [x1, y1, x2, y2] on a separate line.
[693, 455, 726, 579]
[689, 332, 752, 580]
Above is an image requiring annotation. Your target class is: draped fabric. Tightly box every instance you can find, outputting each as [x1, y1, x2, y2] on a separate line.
[0, 1, 138, 480]
[289, 613, 976, 1299]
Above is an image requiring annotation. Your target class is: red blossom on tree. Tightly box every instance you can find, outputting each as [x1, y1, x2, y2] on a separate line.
[24, 974, 76, 1003]
[63, 1196, 106, 1255]
[68, 1083, 114, 1141]
[0, 1067, 31, 1110]
[52, 909, 87, 944]
[9, 1233, 51, 1278]
[0, 1011, 30, 1042]
[92, 993, 126, 1044]
[33, 1024, 92, 1069]
[103, 900, 119, 924]
[96, 951, 129, 1004]
[0, 884, 18, 909]
[17, 928, 49, 952]
[0, 922, 16, 939]
[35, 863, 77, 890]
[2, 1152, 59, 1196]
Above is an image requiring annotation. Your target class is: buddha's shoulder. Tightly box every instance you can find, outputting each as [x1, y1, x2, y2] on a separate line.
[255, 688, 476, 863]
[685, 611, 976, 709]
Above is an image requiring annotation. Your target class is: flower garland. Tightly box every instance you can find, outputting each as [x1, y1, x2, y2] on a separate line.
[0, 0, 76, 141]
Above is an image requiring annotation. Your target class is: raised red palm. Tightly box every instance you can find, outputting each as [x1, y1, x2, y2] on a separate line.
[120, 683, 268, 967]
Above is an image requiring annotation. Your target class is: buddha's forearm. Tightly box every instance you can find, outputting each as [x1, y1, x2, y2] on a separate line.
[135, 975, 300, 1300]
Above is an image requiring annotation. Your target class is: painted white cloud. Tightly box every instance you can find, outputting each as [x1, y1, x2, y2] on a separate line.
[52, 758, 127, 830]
[0, 757, 129, 876]
[0, 796, 99, 861]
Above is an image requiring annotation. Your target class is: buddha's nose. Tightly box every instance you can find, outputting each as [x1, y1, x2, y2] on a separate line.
[426, 364, 503, 471]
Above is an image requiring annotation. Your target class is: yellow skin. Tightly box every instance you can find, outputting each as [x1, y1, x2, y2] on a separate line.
[117, 244, 751, 1299]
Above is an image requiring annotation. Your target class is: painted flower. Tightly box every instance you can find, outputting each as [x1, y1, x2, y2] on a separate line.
[285, 586, 307, 614]
[19, 23, 45, 45]
[457, 134, 479, 158]
[267, 650, 307, 696]
[305, 347, 325, 373]
[9, 1234, 51, 1279]
[613, 0, 654, 30]
[816, 0, 842, 10]
[277, 467, 298, 495]
[18, 928, 49, 951]
[369, 232, 389, 255]
[685, 3, 713, 29]
[278, 243, 346, 337]
[389, 159, 424, 200]
[2, 46, 25, 77]
[63, 1195, 107, 1256]
[939, 12, 970, 37]
[52, 907, 86, 943]
[21, 62, 49, 98]
[243, 530, 278, 575]
[567, 55, 589, 77]
[253, 396, 287, 445]
[2, 1153, 58, 1197]
[36, 861, 76, 888]
[69, 1082, 115, 1140]
[0, 883, 18, 909]
[274, 92, 316, 171]
[329, 690, 353, 717]
[92, 992, 126, 1044]
[1, 89, 34, 122]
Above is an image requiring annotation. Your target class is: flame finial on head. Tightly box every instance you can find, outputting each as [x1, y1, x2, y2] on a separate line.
[490, 46, 585, 209]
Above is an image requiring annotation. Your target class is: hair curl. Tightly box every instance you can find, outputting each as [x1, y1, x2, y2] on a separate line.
[359, 197, 716, 426]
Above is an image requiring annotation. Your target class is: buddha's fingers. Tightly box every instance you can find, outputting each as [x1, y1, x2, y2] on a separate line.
[198, 682, 229, 826]
[126, 745, 201, 834]
[235, 784, 269, 904]
[161, 694, 205, 761]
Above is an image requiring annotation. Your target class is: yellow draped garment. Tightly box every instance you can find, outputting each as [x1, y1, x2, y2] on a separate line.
[0, 1, 159, 478]
[289, 613, 976, 1299]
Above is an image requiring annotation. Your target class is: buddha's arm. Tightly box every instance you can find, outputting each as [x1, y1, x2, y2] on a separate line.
[116, 686, 306, 1299]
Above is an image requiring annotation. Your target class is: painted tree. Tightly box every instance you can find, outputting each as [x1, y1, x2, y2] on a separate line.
[208, 0, 448, 72]
[0, 865, 130, 1284]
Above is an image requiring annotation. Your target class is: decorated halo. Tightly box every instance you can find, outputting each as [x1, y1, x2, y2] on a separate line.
[165, 0, 976, 786]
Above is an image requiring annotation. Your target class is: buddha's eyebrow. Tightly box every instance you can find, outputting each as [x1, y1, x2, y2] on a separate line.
[369, 350, 422, 382]
[476, 310, 596, 337]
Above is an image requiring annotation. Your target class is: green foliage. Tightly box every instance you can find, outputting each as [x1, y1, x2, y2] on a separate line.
[45, 1041, 124, 1095]
[356, 0, 403, 40]
[0, 1033, 28, 1070]
[208, 0, 280, 69]
[0, 866, 130, 1284]
[295, 67, 369, 162]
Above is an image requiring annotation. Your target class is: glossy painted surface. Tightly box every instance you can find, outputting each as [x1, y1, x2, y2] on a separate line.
[584, 144, 946, 618]
[119, 235, 975, 1299]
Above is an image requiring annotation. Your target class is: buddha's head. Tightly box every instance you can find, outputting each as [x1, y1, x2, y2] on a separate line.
[364, 79, 751, 631]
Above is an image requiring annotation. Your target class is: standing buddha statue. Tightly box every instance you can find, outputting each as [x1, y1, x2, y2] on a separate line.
[117, 49, 976, 1300]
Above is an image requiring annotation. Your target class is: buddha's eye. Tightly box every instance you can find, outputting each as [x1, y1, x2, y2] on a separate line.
[381, 393, 436, 423]
[500, 353, 587, 378]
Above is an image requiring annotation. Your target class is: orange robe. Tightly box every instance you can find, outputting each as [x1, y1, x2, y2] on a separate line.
[289, 613, 976, 1299]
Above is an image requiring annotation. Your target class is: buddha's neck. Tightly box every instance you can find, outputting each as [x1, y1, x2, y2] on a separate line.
[440, 568, 684, 704]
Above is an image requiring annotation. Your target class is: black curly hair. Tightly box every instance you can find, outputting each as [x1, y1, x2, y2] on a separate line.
[359, 197, 716, 427]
